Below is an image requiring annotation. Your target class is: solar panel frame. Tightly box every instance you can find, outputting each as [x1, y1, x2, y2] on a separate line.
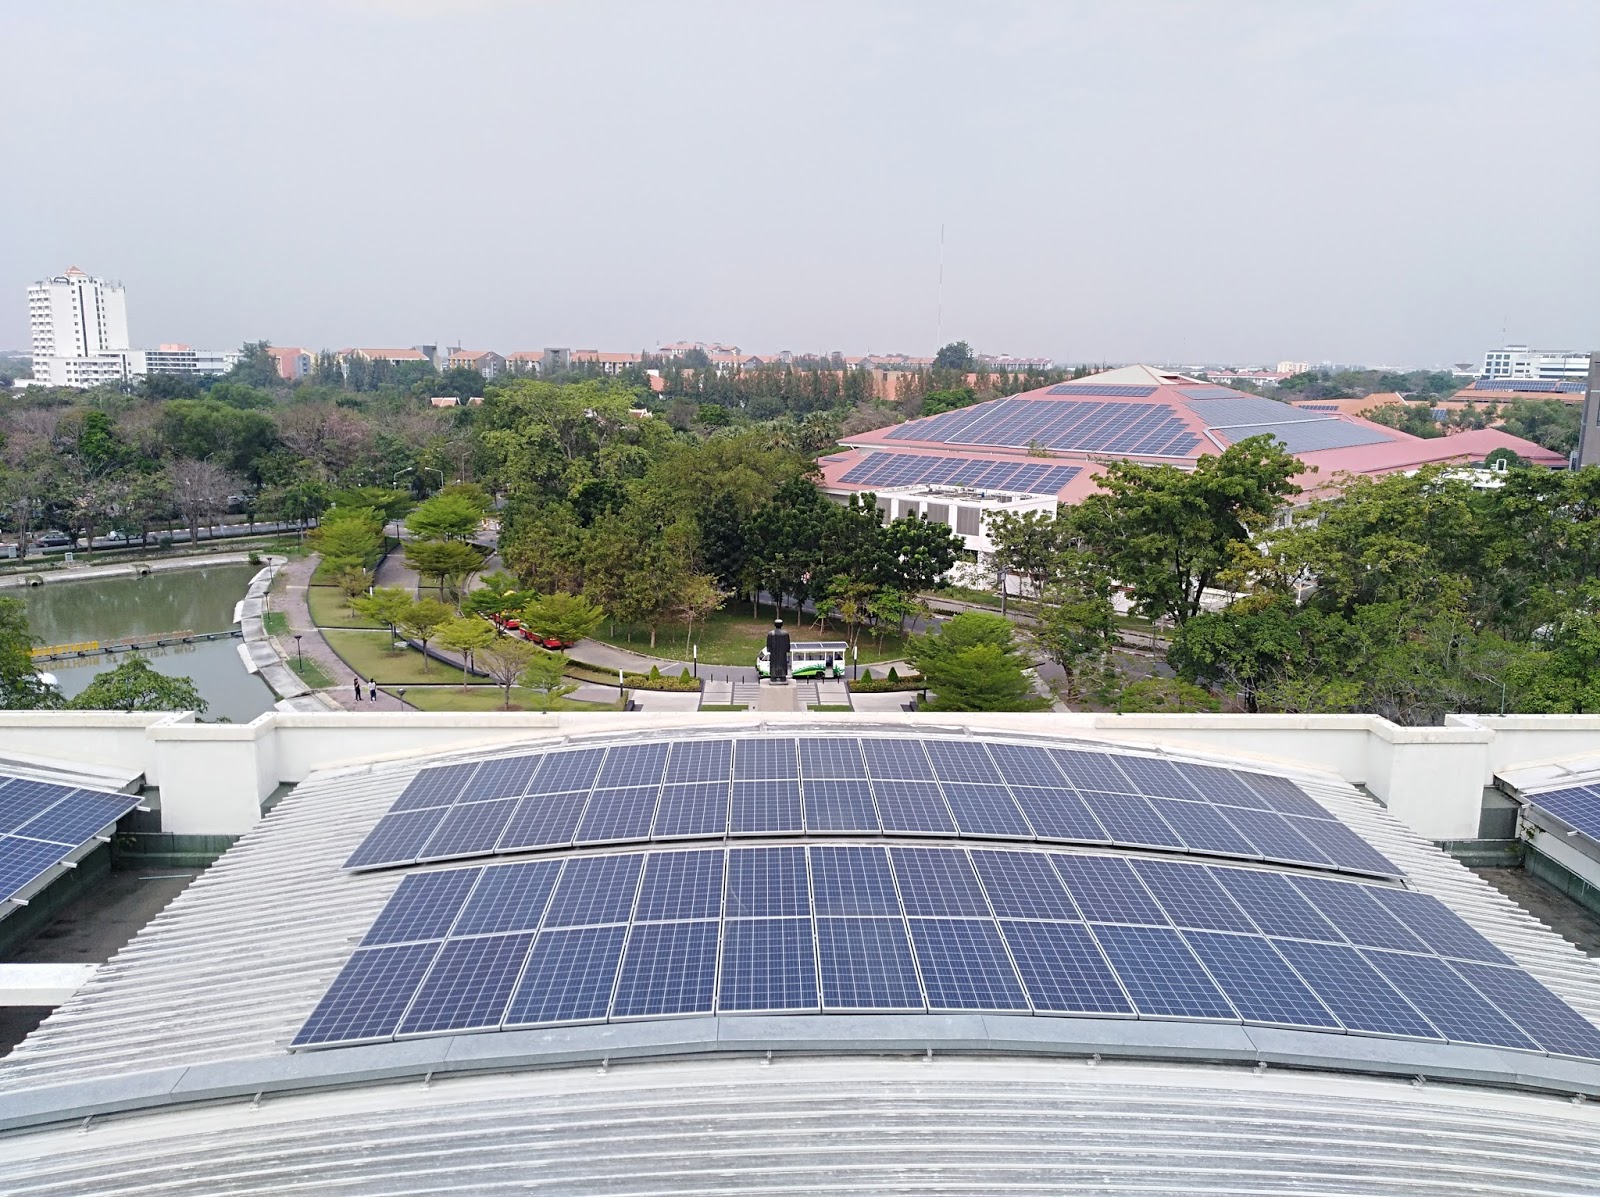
[1291, 877, 1430, 953]
[396, 932, 536, 1036]
[730, 779, 804, 835]
[388, 763, 480, 813]
[1451, 961, 1600, 1060]
[574, 786, 662, 846]
[1269, 938, 1442, 1040]
[610, 920, 719, 1019]
[815, 916, 924, 1011]
[801, 779, 880, 833]
[1007, 786, 1111, 843]
[8, 790, 136, 847]
[633, 850, 724, 921]
[718, 917, 819, 1013]
[1075, 791, 1185, 850]
[940, 784, 1034, 839]
[0, 836, 74, 903]
[889, 847, 991, 917]
[451, 860, 562, 937]
[662, 739, 732, 785]
[291, 942, 441, 1047]
[343, 808, 449, 870]
[502, 925, 627, 1027]
[361, 868, 482, 946]
[458, 755, 542, 803]
[1087, 924, 1239, 1021]
[1180, 931, 1340, 1030]
[907, 917, 1030, 1012]
[1363, 949, 1540, 1051]
[809, 845, 901, 916]
[999, 919, 1134, 1015]
[871, 780, 957, 835]
[1131, 860, 1255, 933]
[540, 854, 644, 928]
[1052, 855, 1169, 926]
[495, 790, 589, 853]
[652, 782, 730, 839]
[725, 846, 810, 918]
[417, 797, 519, 861]
[969, 849, 1082, 920]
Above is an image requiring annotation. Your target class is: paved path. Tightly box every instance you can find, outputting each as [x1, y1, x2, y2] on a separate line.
[272, 555, 373, 710]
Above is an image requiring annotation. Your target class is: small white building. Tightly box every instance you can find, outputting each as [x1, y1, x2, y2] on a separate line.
[1481, 345, 1591, 381]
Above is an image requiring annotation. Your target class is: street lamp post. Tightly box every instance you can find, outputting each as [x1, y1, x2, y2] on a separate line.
[692, 644, 698, 680]
[852, 643, 858, 681]
[397, 686, 407, 709]
[294, 634, 303, 670]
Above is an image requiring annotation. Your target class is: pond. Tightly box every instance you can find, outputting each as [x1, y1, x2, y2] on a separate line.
[21, 564, 277, 723]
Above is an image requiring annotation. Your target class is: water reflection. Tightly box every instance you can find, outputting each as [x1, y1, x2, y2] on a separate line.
[22, 565, 276, 723]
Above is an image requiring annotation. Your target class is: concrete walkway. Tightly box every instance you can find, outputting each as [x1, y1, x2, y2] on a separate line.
[271, 555, 372, 710]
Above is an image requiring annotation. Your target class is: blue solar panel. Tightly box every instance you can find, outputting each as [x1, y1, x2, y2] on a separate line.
[871, 781, 956, 834]
[611, 921, 718, 1017]
[1046, 384, 1159, 398]
[663, 739, 731, 784]
[1523, 785, 1600, 843]
[419, 797, 518, 860]
[908, 918, 1029, 1011]
[1285, 817, 1401, 877]
[861, 740, 934, 779]
[452, 861, 561, 936]
[1052, 856, 1168, 925]
[1269, 939, 1440, 1039]
[343, 809, 448, 869]
[652, 783, 728, 838]
[527, 749, 605, 796]
[1146, 798, 1258, 858]
[1291, 878, 1429, 952]
[1000, 920, 1132, 1015]
[810, 846, 899, 916]
[1223, 808, 1332, 867]
[941, 784, 1033, 838]
[10, 791, 137, 846]
[460, 755, 541, 801]
[797, 737, 866, 779]
[1181, 932, 1339, 1030]
[1364, 950, 1539, 1051]
[726, 846, 809, 917]
[839, 452, 1082, 496]
[0, 837, 74, 903]
[1114, 757, 1204, 802]
[719, 918, 818, 1012]
[1238, 773, 1326, 818]
[575, 786, 660, 845]
[734, 738, 798, 780]
[1050, 750, 1133, 794]
[1210, 868, 1341, 941]
[985, 743, 1069, 788]
[1076, 792, 1184, 849]
[496, 791, 587, 852]
[970, 850, 1081, 919]
[924, 741, 1003, 784]
[390, 763, 479, 813]
[362, 868, 480, 946]
[1359, 889, 1509, 964]
[1452, 962, 1600, 1059]
[1178, 765, 1272, 810]
[890, 848, 990, 916]
[1008, 786, 1110, 843]
[1089, 925, 1237, 1020]
[398, 932, 535, 1035]
[1131, 860, 1254, 933]
[597, 743, 671, 788]
[802, 780, 880, 832]
[634, 850, 723, 921]
[816, 917, 923, 1010]
[541, 854, 643, 927]
[503, 925, 625, 1026]
[291, 943, 440, 1046]
[731, 780, 803, 834]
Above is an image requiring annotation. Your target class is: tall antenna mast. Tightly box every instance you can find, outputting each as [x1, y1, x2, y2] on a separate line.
[937, 223, 945, 349]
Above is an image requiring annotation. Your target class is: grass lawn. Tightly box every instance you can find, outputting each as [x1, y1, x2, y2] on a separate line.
[322, 630, 466, 685]
[393, 685, 624, 713]
[307, 585, 383, 629]
[698, 703, 748, 712]
[808, 704, 853, 712]
[590, 611, 913, 668]
[288, 655, 335, 689]
[929, 585, 1004, 609]
[263, 611, 288, 635]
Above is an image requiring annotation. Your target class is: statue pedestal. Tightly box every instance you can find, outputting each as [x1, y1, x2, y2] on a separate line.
[756, 680, 799, 712]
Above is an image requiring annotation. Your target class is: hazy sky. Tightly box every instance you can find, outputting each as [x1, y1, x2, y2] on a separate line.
[3, 1, 1596, 366]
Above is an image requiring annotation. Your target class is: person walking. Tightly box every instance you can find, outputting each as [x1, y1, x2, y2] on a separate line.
[368, 679, 378, 704]
[353, 677, 363, 703]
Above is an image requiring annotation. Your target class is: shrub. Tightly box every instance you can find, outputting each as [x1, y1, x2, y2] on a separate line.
[648, 664, 662, 680]
[887, 666, 899, 682]
[861, 668, 874, 681]
[679, 668, 692, 682]
[624, 671, 699, 692]
[850, 676, 924, 693]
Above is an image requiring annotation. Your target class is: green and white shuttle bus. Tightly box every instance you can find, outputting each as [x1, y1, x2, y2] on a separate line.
[756, 641, 848, 679]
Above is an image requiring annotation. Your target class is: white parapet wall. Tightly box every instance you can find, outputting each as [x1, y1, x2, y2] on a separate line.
[2, 709, 1597, 842]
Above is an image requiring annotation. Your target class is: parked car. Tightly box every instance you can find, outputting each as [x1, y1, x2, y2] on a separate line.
[77, 531, 129, 549]
[538, 636, 573, 650]
[32, 530, 72, 549]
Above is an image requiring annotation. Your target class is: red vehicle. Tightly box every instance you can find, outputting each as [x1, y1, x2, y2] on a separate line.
[497, 618, 571, 650]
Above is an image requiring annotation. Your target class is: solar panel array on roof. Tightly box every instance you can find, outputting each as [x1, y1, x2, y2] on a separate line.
[294, 844, 1600, 1060]
[839, 452, 1081, 495]
[1257, 421, 1396, 453]
[344, 737, 1400, 878]
[1182, 396, 1397, 454]
[1182, 397, 1324, 426]
[1044, 384, 1159, 398]
[883, 398, 1201, 457]
[1471, 379, 1586, 393]
[1177, 386, 1242, 400]
[0, 775, 140, 910]
[1518, 785, 1600, 846]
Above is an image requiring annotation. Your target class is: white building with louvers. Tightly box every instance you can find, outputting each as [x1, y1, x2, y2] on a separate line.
[1481, 344, 1592, 381]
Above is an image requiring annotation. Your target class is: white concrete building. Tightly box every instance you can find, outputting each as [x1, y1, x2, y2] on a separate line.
[1481, 345, 1592, 382]
[27, 267, 129, 360]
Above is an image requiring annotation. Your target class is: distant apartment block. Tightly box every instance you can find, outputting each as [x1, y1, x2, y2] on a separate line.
[446, 348, 506, 378]
[569, 350, 640, 375]
[140, 344, 240, 376]
[343, 347, 431, 366]
[1276, 360, 1313, 375]
[1481, 345, 1591, 381]
[267, 346, 313, 381]
[505, 351, 544, 373]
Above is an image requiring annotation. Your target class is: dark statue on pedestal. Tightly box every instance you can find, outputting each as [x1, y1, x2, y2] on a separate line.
[766, 618, 791, 683]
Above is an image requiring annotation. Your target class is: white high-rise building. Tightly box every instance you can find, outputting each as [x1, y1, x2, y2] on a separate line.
[1480, 344, 1591, 381]
[28, 267, 129, 359]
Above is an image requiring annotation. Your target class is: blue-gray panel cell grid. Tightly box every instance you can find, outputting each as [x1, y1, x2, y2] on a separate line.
[810, 846, 900, 916]
[890, 848, 990, 916]
[301, 844, 1600, 1061]
[1076, 791, 1184, 849]
[611, 921, 718, 1018]
[541, 854, 643, 928]
[398, 932, 535, 1035]
[10, 791, 136, 847]
[731, 780, 803, 834]
[652, 783, 729, 838]
[1000, 920, 1132, 1015]
[1114, 756, 1203, 802]
[1088, 924, 1238, 1021]
[726, 846, 809, 918]
[942, 784, 1034, 838]
[1525, 786, 1600, 843]
[839, 452, 1080, 496]
[362, 868, 481, 946]
[1285, 817, 1401, 876]
[0, 837, 72, 903]
[816, 917, 924, 1010]
[497, 791, 587, 852]
[527, 749, 605, 796]
[860, 739, 934, 780]
[452, 861, 561, 936]
[1260, 421, 1395, 454]
[971, 851, 1082, 920]
[986, 743, 1068, 788]
[1050, 750, 1135, 794]
[924, 741, 1003, 784]
[1180, 931, 1339, 1030]
[503, 925, 626, 1026]
[1131, 860, 1254, 933]
[908, 918, 1029, 1011]
[1364, 950, 1539, 1051]
[596, 744, 671, 788]
[664, 739, 732, 784]
[389, 763, 479, 812]
[871, 781, 956, 834]
[797, 737, 865, 779]
[1238, 772, 1326, 818]
[1008, 786, 1109, 843]
[1269, 939, 1441, 1040]
[420, 797, 519, 860]
[1146, 798, 1258, 858]
[802, 780, 879, 833]
[575, 787, 660, 845]
[1221, 808, 1331, 867]
[460, 755, 541, 801]
[1177, 765, 1272, 810]
[291, 942, 440, 1046]
[1047, 384, 1159, 397]
[734, 739, 798, 780]
[343, 808, 447, 869]
[1183, 397, 1323, 428]
[634, 850, 724, 921]
[719, 918, 818, 1012]
[1052, 856, 1168, 925]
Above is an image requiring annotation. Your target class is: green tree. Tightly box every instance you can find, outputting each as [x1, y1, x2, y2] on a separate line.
[933, 341, 974, 371]
[352, 586, 415, 645]
[226, 340, 284, 389]
[1072, 435, 1302, 626]
[397, 597, 455, 672]
[986, 509, 1062, 606]
[521, 650, 577, 711]
[404, 539, 485, 600]
[332, 564, 374, 612]
[68, 657, 207, 714]
[1116, 677, 1221, 713]
[434, 615, 498, 691]
[521, 591, 606, 646]
[311, 506, 383, 571]
[879, 512, 963, 594]
[461, 571, 537, 624]
[479, 635, 541, 710]
[405, 492, 485, 541]
[908, 611, 1046, 712]
[1034, 575, 1117, 707]
[0, 597, 59, 710]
